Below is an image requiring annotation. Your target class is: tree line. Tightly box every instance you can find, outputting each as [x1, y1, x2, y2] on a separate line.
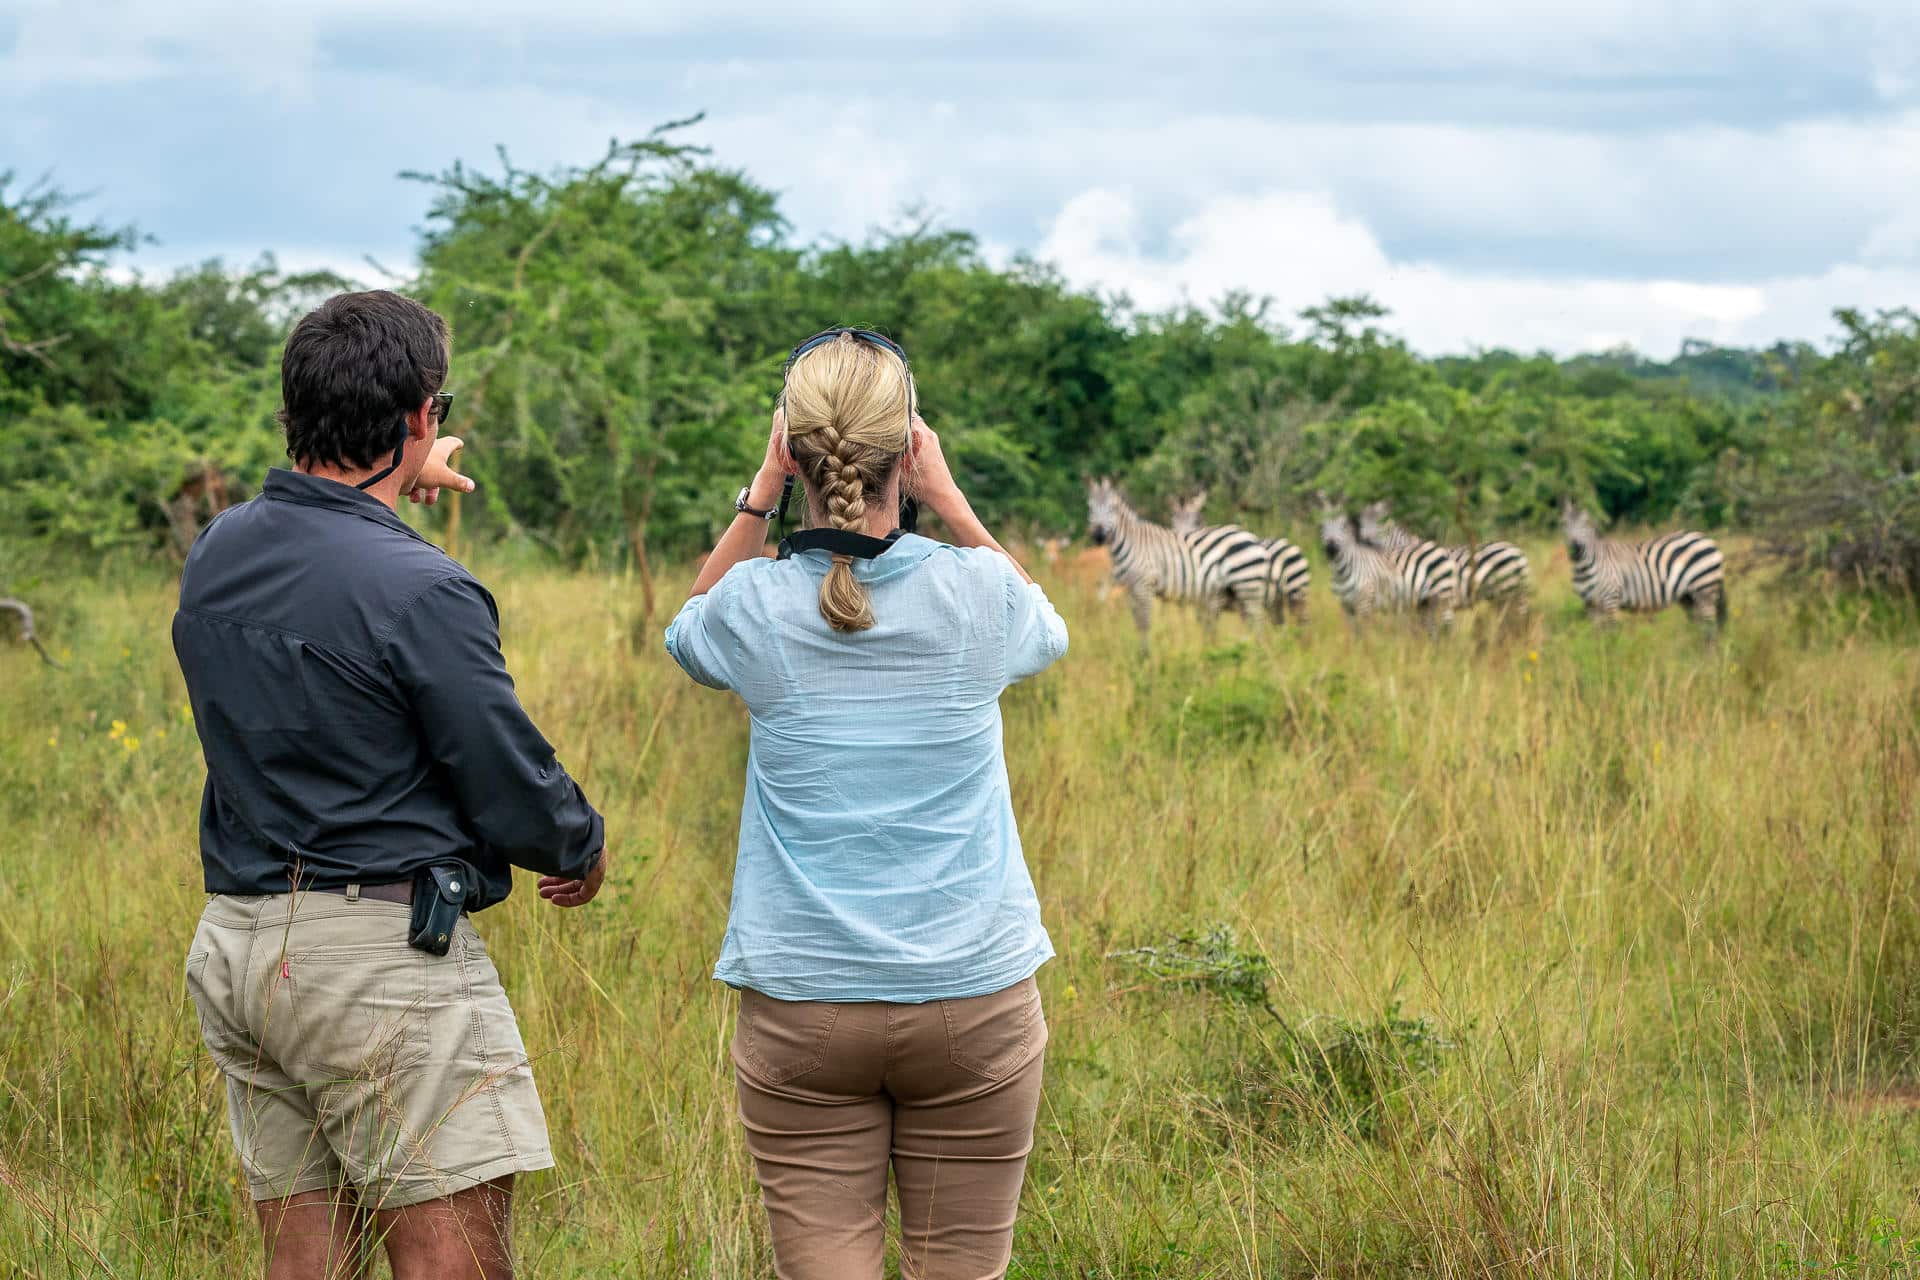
[2, 119, 1914, 603]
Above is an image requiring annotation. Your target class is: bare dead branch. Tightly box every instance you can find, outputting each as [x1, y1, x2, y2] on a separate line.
[0, 258, 60, 295]
[0, 312, 68, 366]
[0, 598, 62, 668]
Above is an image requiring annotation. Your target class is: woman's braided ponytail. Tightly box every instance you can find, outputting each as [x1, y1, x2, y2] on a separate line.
[815, 421, 875, 632]
[782, 333, 914, 633]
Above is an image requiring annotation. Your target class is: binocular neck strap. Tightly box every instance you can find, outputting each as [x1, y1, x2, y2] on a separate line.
[777, 528, 905, 561]
[355, 425, 409, 491]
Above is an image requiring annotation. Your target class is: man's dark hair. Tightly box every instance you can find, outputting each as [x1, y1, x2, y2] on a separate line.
[278, 291, 450, 470]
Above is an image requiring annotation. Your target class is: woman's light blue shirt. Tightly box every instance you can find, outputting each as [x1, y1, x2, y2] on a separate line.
[664, 534, 1068, 1003]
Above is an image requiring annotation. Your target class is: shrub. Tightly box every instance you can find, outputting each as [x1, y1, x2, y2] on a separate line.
[1111, 924, 1461, 1142]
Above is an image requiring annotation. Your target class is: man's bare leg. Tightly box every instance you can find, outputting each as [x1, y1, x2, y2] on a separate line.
[378, 1175, 515, 1280]
[258, 1187, 371, 1280]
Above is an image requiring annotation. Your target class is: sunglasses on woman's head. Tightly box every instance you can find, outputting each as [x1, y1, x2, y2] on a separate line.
[784, 327, 909, 373]
[775, 328, 917, 533]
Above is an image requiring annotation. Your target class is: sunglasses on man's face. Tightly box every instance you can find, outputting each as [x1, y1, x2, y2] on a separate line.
[430, 391, 454, 425]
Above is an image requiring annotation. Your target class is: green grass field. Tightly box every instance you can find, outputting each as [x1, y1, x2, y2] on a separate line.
[3, 540, 1918, 1277]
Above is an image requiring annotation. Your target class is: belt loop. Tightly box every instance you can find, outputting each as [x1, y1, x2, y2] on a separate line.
[345, 884, 361, 903]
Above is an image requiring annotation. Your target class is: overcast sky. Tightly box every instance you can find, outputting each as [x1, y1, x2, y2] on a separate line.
[4, 0, 1918, 355]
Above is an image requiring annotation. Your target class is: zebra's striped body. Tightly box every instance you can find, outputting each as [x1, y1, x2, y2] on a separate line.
[1562, 502, 1726, 628]
[1170, 492, 1312, 625]
[1358, 503, 1530, 612]
[1319, 506, 1457, 631]
[1259, 537, 1313, 625]
[1087, 479, 1269, 652]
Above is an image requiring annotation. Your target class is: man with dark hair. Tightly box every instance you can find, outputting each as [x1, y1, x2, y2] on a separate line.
[174, 289, 608, 1280]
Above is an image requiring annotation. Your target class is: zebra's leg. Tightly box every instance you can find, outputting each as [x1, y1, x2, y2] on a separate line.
[1128, 581, 1154, 655]
[1494, 595, 1527, 641]
[1691, 587, 1725, 638]
[1267, 591, 1305, 646]
[1198, 593, 1224, 644]
[1235, 588, 1265, 638]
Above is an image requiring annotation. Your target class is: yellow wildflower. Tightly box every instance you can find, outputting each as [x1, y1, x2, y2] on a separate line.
[109, 719, 127, 740]
[120, 647, 131, 659]
[122, 736, 140, 753]
[47, 734, 58, 748]
[1527, 649, 1540, 663]
[1063, 984, 1078, 1001]
[1523, 672, 1533, 684]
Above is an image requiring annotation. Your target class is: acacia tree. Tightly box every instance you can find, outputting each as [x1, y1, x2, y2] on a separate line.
[407, 119, 805, 617]
[1739, 308, 1920, 594]
[0, 179, 310, 553]
[0, 174, 130, 397]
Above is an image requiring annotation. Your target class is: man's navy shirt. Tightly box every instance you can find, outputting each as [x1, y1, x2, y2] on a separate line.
[173, 468, 604, 910]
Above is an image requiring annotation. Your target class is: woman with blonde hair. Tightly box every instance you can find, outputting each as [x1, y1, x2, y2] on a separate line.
[666, 328, 1067, 1278]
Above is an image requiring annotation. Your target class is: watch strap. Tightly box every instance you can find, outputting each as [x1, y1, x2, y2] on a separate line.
[735, 486, 778, 519]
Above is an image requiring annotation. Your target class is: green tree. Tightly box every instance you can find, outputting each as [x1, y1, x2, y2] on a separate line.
[407, 122, 802, 615]
[1739, 308, 1920, 593]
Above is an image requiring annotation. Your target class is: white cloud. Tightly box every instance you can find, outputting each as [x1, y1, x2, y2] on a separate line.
[7, 0, 1919, 356]
[0, 0, 318, 95]
[1861, 207, 1920, 264]
[1037, 186, 1912, 354]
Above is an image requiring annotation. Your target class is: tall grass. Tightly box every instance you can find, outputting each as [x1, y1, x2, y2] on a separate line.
[2, 540, 1917, 1277]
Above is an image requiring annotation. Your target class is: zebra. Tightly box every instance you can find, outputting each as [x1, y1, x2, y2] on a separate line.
[1357, 501, 1530, 615]
[1562, 500, 1727, 628]
[1170, 490, 1312, 627]
[1086, 478, 1270, 653]
[1318, 501, 1457, 632]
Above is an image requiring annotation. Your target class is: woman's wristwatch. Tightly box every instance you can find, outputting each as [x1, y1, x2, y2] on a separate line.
[735, 487, 778, 519]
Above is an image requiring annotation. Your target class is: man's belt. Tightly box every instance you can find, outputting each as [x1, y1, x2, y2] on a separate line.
[314, 881, 413, 906]
[308, 865, 477, 956]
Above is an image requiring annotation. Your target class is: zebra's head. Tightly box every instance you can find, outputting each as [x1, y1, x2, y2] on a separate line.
[1357, 500, 1394, 546]
[1561, 499, 1598, 562]
[1318, 502, 1357, 560]
[1169, 490, 1207, 536]
[1086, 477, 1124, 546]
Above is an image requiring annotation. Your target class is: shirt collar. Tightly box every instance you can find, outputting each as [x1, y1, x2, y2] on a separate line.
[789, 531, 941, 583]
[261, 468, 429, 544]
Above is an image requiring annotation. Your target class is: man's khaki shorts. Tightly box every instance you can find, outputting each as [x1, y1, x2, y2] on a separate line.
[184, 891, 554, 1208]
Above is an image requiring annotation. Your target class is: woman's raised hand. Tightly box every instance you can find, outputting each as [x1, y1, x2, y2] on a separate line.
[748, 409, 795, 508]
[905, 416, 963, 511]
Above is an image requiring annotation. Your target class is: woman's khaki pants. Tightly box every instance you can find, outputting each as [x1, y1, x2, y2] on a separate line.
[732, 976, 1046, 1280]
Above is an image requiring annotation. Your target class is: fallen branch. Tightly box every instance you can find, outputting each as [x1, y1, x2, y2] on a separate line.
[0, 598, 63, 667]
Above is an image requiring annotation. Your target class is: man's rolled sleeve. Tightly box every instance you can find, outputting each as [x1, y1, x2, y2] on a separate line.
[1004, 567, 1069, 685]
[384, 577, 604, 881]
